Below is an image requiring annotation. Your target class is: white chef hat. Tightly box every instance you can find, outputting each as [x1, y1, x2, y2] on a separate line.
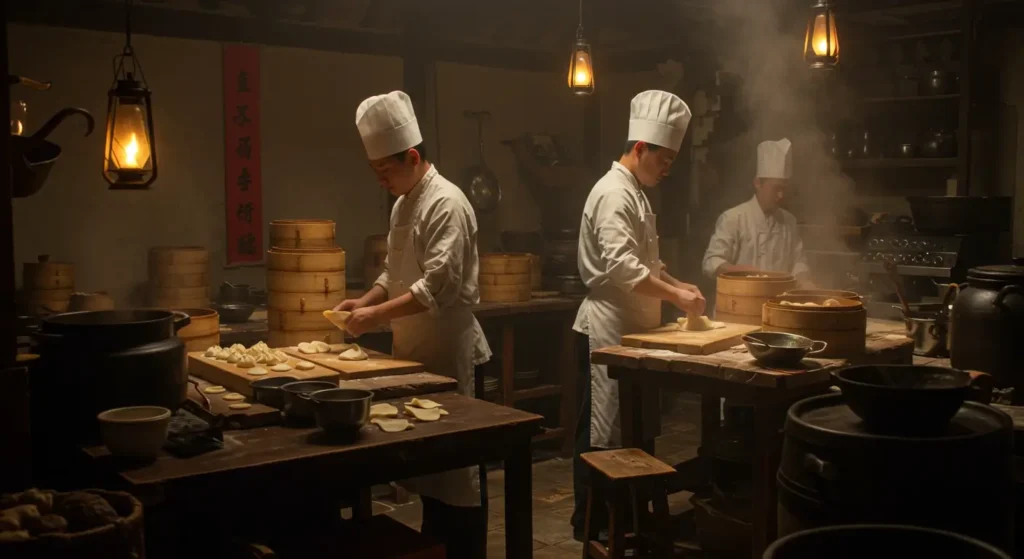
[757, 138, 793, 179]
[355, 91, 424, 160]
[627, 90, 692, 152]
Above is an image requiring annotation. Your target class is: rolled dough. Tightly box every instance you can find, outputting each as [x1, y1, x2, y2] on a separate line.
[370, 403, 399, 418]
[371, 417, 414, 432]
[405, 405, 442, 422]
[678, 316, 726, 332]
[322, 310, 351, 331]
[337, 344, 368, 361]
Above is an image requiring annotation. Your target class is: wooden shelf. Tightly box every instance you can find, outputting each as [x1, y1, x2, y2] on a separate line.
[511, 383, 562, 403]
[860, 93, 960, 104]
[840, 157, 958, 169]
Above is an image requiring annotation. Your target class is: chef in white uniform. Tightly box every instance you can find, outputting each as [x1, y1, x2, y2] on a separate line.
[570, 90, 704, 540]
[337, 90, 491, 559]
[701, 138, 811, 284]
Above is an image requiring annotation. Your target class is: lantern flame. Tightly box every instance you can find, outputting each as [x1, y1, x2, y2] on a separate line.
[124, 133, 140, 168]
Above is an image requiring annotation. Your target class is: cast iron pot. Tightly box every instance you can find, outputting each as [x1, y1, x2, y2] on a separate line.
[907, 196, 1012, 234]
[281, 381, 338, 424]
[250, 376, 299, 410]
[951, 265, 1024, 401]
[832, 365, 971, 433]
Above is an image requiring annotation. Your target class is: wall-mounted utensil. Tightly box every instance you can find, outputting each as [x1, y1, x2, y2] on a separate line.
[461, 110, 501, 213]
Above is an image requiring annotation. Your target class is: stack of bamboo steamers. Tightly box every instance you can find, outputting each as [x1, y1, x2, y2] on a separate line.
[479, 253, 534, 303]
[267, 219, 346, 347]
[148, 247, 210, 308]
[22, 255, 74, 314]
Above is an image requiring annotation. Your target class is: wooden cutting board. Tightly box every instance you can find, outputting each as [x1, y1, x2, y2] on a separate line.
[280, 344, 425, 380]
[621, 322, 760, 355]
[187, 352, 341, 397]
[185, 375, 281, 429]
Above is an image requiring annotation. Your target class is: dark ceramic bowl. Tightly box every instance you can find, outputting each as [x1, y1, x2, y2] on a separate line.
[832, 365, 971, 433]
[250, 376, 299, 410]
[280, 380, 338, 423]
[311, 388, 373, 438]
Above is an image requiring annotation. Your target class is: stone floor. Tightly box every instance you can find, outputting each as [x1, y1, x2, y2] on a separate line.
[377, 393, 704, 558]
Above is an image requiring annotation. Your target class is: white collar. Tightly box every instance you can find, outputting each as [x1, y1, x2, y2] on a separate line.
[405, 164, 437, 202]
[611, 161, 642, 192]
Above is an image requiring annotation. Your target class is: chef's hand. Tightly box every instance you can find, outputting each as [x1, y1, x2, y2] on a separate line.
[677, 282, 701, 294]
[343, 306, 380, 337]
[673, 287, 706, 317]
[333, 299, 363, 312]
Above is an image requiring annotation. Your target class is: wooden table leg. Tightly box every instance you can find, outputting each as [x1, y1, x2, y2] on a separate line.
[617, 370, 647, 452]
[750, 404, 783, 559]
[501, 323, 515, 407]
[505, 438, 533, 559]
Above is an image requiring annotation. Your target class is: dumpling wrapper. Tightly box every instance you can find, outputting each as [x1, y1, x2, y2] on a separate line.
[223, 392, 245, 402]
[247, 367, 268, 376]
[371, 417, 414, 432]
[203, 386, 226, 394]
[297, 342, 317, 354]
[271, 363, 293, 372]
[678, 316, 726, 332]
[405, 398, 443, 409]
[439, 409, 449, 416]
[337, 345, 368, 361]
[228, 403, 251, 410]
[370, 403, 399, 418]
[295, 361, 315, 371]
[322, 310, 352, 331]
[312, 340, 332, 354]
[405, 405, 442, 422]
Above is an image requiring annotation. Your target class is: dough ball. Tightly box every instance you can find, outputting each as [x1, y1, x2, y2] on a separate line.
[678, 316, 725, 332]
[371, 418, 414, 432]
[295, 361, 315, 371]
[271, 363, 293, 372]
[405, 398, 443, 409]
[203, 386, 227, 394]
[247, 367, 268, 377]
[337, 345, 368, 361]
[222, 393, 245, 402]
[405, 405, 442, 422]
[370, 403, 399, 418]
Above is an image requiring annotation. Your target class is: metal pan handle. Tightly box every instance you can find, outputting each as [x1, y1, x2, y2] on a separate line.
[808, 341, 828, 355]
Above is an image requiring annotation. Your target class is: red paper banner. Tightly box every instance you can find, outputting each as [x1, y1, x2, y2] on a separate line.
[223, 44, 264, 266]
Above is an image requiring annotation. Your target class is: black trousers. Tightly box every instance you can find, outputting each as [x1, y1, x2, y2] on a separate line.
[571, 332, 608, 539]
[420, 496, 487, 559]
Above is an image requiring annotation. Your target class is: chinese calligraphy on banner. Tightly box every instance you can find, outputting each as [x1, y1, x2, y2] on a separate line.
[223, 45, 263, 265]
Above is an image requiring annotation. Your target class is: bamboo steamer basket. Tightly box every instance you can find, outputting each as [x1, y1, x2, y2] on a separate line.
[268, 309, 336, 331]
[22, 288, 72, 314]
[151, 271, 207, 288]
[761, 295, 867, 358]
[715, 271, 798, 326]
[269, 219, 335, 249]
[68, 292, 115, 312]
[479, 272, 531, 286]
[267, 291, 343, 312]
[364, 234, 389, 284]
[148, 262, 207, 278]
[23, 255, 74, 290]
[148, 246, 209, 266]
[266, 270, 346, 293]
[480, 253, 531, 275]
[480, 284, 531, 303]
[268, 328, 344, 348]
[175, 307, 220, 353]
[267, 247, 345, 272]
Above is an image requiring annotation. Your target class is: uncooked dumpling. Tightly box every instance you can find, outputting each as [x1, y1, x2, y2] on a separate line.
[370, 403, 399, 418]
[204, 346, 221, 358]
[271, 363, 293, 372]
[678, 316, 726, 332]
[274, 350, 290, 362]
[215, 348, 232, 361]
[254, 352, 268, 364]
[297, 342, 317, 354]
[371, 417, 413, 432]
[295, 361, 315, 371]
[823, 298, 841, 307]
[227, 352, 242, 364]
[229, 344, 246, 353]
[237, 355, 257, 368]
[322, 310, 351, 331]
[312, 340, 332, 354]
[405, 398, 443, 409]
[337, 344, 368, 361]
[405, 405, 442, 422]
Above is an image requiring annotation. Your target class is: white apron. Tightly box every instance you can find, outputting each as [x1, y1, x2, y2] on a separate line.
[387, 212, 489, 508]
[580, 186, 661, 449]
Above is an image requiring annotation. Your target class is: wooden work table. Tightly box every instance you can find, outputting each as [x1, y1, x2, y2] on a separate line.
[590, 318, 915, 559]
[82, 392, 543, 558]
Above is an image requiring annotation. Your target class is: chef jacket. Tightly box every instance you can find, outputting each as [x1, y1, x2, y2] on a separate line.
[702, 195, 809, 278]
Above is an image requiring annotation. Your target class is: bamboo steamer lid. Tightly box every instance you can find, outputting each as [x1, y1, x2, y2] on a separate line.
[268, 328, 344, 348]
[781, 288, 862, 301]
[174, 307, 220, 338]
[480, 253, 531, 275]
[479, 284, 531, 303]
[23, 255, 74, 290]
[364, 234, 389, 283]
[267, 291, 343, 312]
[268, 309, 334, 331]
[148, 246, 209, 266]
[266, 270, 346, 294]
[267, 247, 346, 272]
[269, 220, 335, 249]
[479, 272, 531, 286]
[716, 271, 797, 296]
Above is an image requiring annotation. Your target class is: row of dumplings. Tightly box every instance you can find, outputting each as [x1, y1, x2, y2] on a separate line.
[205, 342, 289, 368]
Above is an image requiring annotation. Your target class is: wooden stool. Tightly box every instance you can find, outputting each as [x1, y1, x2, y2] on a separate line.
[581, 448, 677, 558]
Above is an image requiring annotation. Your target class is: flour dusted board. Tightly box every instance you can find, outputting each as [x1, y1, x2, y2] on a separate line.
[281, 344, 425, 380]
[621, 322, 760, 355]
[187, 352, 340, 397]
